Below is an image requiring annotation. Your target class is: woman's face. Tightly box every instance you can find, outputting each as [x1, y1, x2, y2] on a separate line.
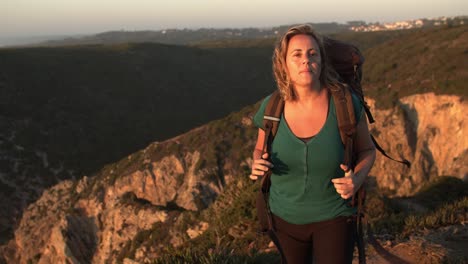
[285, 34, 321, 88]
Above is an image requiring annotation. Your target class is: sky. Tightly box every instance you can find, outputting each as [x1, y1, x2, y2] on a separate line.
[1, 0, 467, 39]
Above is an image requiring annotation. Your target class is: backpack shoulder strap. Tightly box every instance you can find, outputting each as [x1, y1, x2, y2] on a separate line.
[329, 84, 356, 169]
[371, 135, 411, 167]
[262, 90, 284, 153]
[258, 91, 284, 232]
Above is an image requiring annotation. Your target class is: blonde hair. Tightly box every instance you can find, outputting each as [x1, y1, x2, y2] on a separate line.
[272, 24, 340, 101]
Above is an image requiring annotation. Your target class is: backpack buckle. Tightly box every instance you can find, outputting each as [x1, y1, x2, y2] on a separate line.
[264, 115, 280, 122]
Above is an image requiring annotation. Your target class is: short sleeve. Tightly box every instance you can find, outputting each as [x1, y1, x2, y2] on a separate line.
[253, 94, 272, 130]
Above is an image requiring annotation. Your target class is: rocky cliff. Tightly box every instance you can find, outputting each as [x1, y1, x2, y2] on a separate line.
[1, 92, 466, 263]
[367, 93, 466, 195]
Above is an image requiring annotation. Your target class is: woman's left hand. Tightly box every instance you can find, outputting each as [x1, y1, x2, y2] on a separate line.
[331, 164, 358, 199]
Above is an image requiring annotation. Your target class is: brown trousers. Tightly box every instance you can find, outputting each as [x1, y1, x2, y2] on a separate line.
[269, 214, 355, 264]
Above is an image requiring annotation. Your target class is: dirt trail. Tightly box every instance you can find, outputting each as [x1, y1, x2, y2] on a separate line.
[359, 224, 468, 263]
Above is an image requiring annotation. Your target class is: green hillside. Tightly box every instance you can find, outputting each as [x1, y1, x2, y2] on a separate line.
[0, 43, 274, 176]
[193, 25, 468, 111]
[361, 25, 467, 107]
[0, 42, 273, 243]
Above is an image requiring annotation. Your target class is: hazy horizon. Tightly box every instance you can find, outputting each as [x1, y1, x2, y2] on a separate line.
[1, 0, 467, 46]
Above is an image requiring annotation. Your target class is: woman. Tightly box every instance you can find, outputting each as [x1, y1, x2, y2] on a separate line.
[250, 24, 376, 263]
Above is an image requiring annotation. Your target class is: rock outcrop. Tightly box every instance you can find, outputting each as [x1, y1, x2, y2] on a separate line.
[1, 148, 224, 263]
[368, 93, 466, 195]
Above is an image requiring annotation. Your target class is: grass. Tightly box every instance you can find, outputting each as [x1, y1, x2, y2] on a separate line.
[402, 197, 467, 236]
[367, 176, 468, 239]
[152, 249, 279, 264]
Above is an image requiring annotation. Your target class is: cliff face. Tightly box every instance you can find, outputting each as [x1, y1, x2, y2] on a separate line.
[1, 151, 217, 263]
[1, 93, 466, 263]
[368, 93, 466, 195]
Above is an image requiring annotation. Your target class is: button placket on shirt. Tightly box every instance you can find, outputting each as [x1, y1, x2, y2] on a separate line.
[303, 144, 308, 193]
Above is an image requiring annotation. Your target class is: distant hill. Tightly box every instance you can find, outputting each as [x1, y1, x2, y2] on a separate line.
[0, 42, 274, 242]
[361, 25, 467, 107]
[14, 16, 466, 48]
[0, 43, 274, 176]
[34, 23, 349, 47]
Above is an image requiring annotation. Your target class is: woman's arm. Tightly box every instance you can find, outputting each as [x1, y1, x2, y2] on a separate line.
[332, 116, 376, 199]
[250, 128, 273, 180]
[351, 115, 377, 190]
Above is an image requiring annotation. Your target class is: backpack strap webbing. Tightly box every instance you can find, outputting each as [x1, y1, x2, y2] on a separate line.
[371, 135, 411, 168]
[329, 84, 357, 170]
[363, 101, 375, 124]
[262, 90, 284, 148]
[259, 91, 284, 232]
[329, 85, 369, 264]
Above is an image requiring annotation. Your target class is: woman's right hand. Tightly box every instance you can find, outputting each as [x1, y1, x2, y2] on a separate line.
[250, 153, 274, 180]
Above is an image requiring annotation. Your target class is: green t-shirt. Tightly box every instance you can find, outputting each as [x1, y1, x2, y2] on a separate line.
[253, 92, 363, 224]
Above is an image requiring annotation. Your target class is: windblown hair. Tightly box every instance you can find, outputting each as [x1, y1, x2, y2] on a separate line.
[272, 24, 340, 101]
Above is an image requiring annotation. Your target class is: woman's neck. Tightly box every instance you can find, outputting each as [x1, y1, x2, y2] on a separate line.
[294, 83, 326, 103]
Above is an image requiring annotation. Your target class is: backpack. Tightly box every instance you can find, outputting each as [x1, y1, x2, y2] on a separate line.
[255, 37, 411, 264]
